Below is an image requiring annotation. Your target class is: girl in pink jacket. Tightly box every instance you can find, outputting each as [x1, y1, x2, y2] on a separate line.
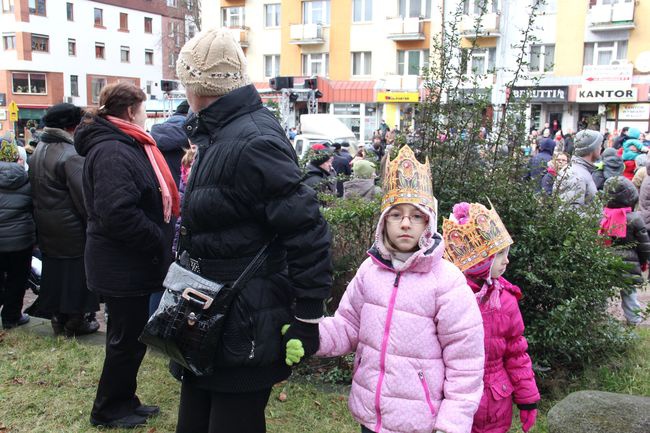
[443, 202, 540, 433]
[316, 146, 485, 433]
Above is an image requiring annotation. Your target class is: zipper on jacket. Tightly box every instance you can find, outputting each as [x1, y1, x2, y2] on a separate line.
[418, 371, 436, 415]
[235, 300, 256, 360]
[374, 271, 401, 433]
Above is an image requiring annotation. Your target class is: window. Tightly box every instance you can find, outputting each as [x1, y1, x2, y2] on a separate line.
[168, 51, 176, 68]
[264, 54, 280, 77]
[28, 0, 45, 16]
[91, 77, 107, 103]
[188, 21, 198, 39]
[462, 0, 499, 15]
[12, 72, 47, 94]
[2, 0, 14, 13]
[70, 74, 78, 96]
[94, 8, 103, 27]
[353, 0, 372, 22]
[3, 33, 15, 50]
[352, 51, 372, 75]
[397, 49, 429, 75]
[264, 3, 281, 27]
[399, 0, 432, 19]
[302, 52, 328, 76]
[120, 13, 128, 31]
[462, 47, 496, 75]
[145, 49, 154, 65]
[169, 21, 181, 46]
[222, 7, 244, 27]
[31, 34, 49, 52]
[121, 46, 130, 62]
[583, 40, 628, 65]
[95, 42, 105, 59]
[167, 0, 177, 6]
[146, 80, 152, 95]
[66, 2, 73, 20]
[529, 44, 554, 73]
[303, 0, 330, 25]
[144, 17, 153, 33]
[68, 38, 76, 56]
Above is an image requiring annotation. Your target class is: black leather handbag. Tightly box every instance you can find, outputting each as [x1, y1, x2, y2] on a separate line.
[139, 243, 272, 376]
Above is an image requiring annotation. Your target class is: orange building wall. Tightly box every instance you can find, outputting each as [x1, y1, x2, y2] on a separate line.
[280, 0, 302, 76]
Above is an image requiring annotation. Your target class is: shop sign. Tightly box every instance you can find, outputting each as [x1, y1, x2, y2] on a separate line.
[581, 64, 633, 89]
[8, 101, 18, 122]
[576, 87, 637, 103]
[376, 92, 419, 103]
[618, 103, 650, 120]
[511, 86, 568, 103]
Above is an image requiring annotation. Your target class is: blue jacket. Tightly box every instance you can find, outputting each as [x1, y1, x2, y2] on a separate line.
[151, 114, 189, 187]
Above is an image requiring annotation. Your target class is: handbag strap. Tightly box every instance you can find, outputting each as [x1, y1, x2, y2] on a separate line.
[230, 235, 278, 292]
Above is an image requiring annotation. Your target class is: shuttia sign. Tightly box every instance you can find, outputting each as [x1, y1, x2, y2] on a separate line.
[576, 87, 638, 103]
[511, 87, 568, 103]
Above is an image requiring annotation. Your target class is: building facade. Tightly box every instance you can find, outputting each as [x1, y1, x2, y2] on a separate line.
[0, 0, 190, 134]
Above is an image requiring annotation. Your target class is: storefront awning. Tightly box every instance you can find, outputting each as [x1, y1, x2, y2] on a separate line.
[319, 80, 375, 103]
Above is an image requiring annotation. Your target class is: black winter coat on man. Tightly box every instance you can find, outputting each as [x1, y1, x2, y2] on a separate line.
[74, 115, 174, 297]
[175, 84, 332, 392]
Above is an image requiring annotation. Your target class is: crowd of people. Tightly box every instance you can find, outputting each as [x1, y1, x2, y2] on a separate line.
[0, 26, 644, 433]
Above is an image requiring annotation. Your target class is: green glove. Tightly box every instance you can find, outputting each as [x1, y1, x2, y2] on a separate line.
[281, 324, 306, 366]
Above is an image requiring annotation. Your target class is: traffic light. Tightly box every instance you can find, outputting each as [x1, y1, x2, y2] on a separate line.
[269, 76, 294, 90]
[304, 78, 318, 89]
[289, 92, 299, 102]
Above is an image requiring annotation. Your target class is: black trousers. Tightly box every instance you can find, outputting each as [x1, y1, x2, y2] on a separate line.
[91, 295, 150, 422]
[176, 381, 272, 433]
[0, 247, 31, 324]
[361, 425, 375, 433]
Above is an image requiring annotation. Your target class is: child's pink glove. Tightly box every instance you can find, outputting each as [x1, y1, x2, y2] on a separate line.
[520, 409, 537, 432]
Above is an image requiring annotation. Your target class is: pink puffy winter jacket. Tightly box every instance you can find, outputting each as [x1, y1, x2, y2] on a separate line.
[467, 277, 540, 433]
[317, 224, 485, 433]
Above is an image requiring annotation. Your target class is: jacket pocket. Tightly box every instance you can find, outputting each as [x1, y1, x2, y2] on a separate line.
[216, 295, 256, 366]
[489, 379, 514, 401]
[353, 347, 364, 377]
[418, 371, 436, 416]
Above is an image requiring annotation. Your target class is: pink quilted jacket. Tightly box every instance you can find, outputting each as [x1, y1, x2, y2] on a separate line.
[467, 277, 540, 433]
[317, 228, 485, 433]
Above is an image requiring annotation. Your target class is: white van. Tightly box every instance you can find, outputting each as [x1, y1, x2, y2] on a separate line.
[293, 114, 358, 159]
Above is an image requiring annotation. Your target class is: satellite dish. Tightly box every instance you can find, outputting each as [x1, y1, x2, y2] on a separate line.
[635, 51, 650, 73]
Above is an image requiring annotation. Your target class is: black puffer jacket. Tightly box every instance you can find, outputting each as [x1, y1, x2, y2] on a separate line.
[29, 128, 86, 258]
[74, 115, 174, 296]
[176, 84, 332, 392]
[0, 162, 35, 252]
[604, 176, 650, 282]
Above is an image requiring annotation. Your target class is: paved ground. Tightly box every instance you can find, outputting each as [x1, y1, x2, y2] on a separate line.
[607, 283, 650, 328]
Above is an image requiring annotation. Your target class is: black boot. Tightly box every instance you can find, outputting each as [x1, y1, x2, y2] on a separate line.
[64, 314, 100, 336]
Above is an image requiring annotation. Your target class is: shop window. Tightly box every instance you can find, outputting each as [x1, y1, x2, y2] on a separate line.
[2, 0, 14, 13]
[264, 54, 280, 78]
[302, 1, 330, 25]
[399, 0, 432, 18]
[3, 33, 15, 50]
[529, 44, 555, 73]
[95, 42, 105, 59]
[94, 8, 103, 27]
[29, 0, 45, 16]
[264, 4, 281, 28]
[397, 49, 429, 75]
[121, 46, 130, 63]
[66, 2, 73, 20]
[302, 53, 328, 76]
[31, 34, 49, 52]
[91, 77, 107, 104]
[144, 17, 153, 33]
[70, 75, 78, 97]
[68, 38, 76, 56]
[222, 7, 244, 27]
[352, 0, 372, 22]
[583, 40, 627, 66]
[145, 49, 154, 65]
[13, 72, 47, 94]
[120, 13, 128, 31]
[462, 0, 498, 14]
[352, 51, 372, 76]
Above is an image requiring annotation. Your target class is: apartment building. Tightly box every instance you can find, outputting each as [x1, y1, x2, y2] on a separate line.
[0, 0, 190, 134]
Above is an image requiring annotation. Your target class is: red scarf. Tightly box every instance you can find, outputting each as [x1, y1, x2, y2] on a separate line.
[107, 115, 180, 222]
[599, 207, 631, 246]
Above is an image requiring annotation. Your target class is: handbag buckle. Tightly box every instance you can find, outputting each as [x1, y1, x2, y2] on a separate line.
[182, 288, 214, 310]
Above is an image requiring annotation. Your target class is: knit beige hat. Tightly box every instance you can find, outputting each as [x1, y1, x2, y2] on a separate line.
[177, 27, 251, 97]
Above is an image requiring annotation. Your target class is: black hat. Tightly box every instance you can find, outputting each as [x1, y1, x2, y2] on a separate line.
[42, 103, 82, 129]
[310, 143, 333, 166]
[175, 100, 190, 115]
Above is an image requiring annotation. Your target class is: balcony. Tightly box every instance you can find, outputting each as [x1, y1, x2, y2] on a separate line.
[227, 27, 249, 48]
[289, 23, 324, 45]
[459, 13, 501, 38]
[386, 17, 425, 41]
[588, 2, 635, 31]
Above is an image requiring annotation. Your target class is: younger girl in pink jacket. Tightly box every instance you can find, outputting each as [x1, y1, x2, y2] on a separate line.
[443, 202, 540, 433]
[316, 146, 485, 433]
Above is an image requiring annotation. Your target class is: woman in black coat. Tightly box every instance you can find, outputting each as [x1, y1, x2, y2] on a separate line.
[74, 82, 178, 429]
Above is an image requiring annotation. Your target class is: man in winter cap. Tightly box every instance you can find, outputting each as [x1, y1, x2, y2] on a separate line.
[555, 129, 602, 207]
[173, 27, 332, 432]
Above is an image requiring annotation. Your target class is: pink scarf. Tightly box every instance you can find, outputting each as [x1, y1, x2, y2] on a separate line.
[106, 115, 180, 223]
[599, 207, 631, 244]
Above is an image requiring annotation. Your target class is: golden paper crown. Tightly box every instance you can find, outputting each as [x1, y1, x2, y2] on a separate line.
[442, 202, 513, 271]
[381, 145, 437, 213]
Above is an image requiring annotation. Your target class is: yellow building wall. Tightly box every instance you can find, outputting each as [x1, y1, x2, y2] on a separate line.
[329, 0, 352, 80]
[554, 1, 588, 76]
[280, 0, 302, 76]
[460, 36, 497, 49]
[629, 0, 650, 65]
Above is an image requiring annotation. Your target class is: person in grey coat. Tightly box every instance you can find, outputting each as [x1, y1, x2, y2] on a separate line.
[343, 159, 381, 200]
[555, 129, 602, 208]
[592, 148, 625, 191]
[602, 176, 650, 325]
